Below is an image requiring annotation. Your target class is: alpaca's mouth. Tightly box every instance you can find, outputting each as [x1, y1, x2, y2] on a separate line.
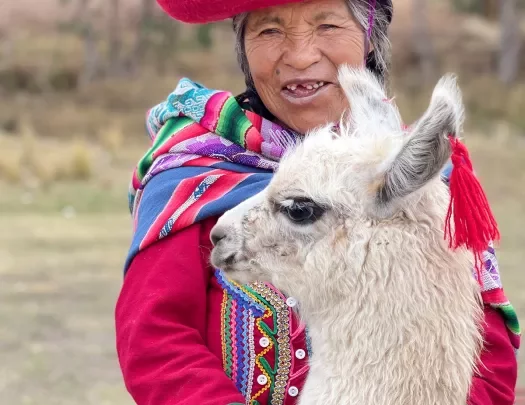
[223, 253, 236, 266]
[211, 243, 245, 272]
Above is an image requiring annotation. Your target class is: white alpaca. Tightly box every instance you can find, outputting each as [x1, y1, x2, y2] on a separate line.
[210, 66, 484, 405]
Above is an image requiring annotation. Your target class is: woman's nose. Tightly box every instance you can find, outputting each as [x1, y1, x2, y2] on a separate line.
[282, 37, 322, 71]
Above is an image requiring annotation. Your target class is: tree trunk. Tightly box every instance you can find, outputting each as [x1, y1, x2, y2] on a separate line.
[0, 30, 13, 70]
[107, 0, 122, 75]
[81, 23, 99, 86]
[154, 14, 180, 76]
[498, 0, 522, 84]
[77, 0, 99, 86]
[483, 0, 499, 20]
[128, 0, 155, 74]
[412, 0, 436, 84]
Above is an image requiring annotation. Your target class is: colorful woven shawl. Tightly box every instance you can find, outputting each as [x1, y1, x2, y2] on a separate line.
[125, 78, 520, 353]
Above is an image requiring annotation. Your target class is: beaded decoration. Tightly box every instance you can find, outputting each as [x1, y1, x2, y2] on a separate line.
[215, 270, 294, 405]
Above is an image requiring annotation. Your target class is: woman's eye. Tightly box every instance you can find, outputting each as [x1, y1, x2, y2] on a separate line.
[260, 28, 281, 36]
[280, 200, 325, 225]
[319, 24, 339, 31]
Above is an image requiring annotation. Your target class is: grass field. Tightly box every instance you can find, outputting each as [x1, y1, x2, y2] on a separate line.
[0, 127, 524, 404]
[0, 213, 134, 405]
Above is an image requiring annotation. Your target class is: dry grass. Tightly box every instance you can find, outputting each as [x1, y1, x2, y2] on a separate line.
[0, 123, 135, 188]
[98, 121, 124, 159]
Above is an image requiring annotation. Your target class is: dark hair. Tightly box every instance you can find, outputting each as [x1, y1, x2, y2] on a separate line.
[235, 86, 276, 121]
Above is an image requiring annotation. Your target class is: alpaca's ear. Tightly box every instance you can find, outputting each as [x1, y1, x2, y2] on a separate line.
[337, 64, 402, 133]
[376, 74, 464, 205]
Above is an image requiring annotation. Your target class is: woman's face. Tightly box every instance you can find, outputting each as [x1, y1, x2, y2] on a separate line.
[244, 0, 366, 134]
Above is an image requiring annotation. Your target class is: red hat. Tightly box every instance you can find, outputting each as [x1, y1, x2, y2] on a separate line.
[157, 0, 393, 24]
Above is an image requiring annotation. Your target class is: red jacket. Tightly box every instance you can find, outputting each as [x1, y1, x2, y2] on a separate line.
[115, 217, 518, 405]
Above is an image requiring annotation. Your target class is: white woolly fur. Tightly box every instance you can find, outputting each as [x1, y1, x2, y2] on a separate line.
[211, 66, 483, 405]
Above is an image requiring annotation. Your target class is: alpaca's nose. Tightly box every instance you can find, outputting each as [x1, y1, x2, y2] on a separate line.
[210, 226, 226, 246]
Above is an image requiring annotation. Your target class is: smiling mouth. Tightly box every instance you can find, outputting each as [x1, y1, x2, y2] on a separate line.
[281, 81, 332, 101]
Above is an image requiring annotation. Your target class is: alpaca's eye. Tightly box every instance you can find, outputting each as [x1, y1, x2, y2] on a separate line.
[279, 199, 325, 225]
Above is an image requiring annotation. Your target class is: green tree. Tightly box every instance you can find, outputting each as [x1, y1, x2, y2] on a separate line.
[196, 24, 213, 49]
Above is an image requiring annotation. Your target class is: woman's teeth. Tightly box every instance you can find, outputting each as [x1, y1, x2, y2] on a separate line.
[286, 81, 325, 91]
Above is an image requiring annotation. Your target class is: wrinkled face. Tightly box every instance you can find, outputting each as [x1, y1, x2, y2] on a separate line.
[211, 67, 464, 302]
[244, 0, 367, 134]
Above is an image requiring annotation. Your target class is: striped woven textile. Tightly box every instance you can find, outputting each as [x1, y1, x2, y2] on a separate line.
[124, 77, 520, 354]
[126, 78, 300, 271]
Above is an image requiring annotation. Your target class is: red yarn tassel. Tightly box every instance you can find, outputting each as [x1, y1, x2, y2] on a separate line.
[444, 135, 500, 285]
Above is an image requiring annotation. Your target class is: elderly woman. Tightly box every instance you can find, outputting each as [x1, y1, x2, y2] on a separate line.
[115, 1, 520, 404]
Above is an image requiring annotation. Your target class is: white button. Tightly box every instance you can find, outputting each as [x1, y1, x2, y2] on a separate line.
[295, 349, 306, 359]
[257, 375, 268, 385]
[286, 297, 297, 308]
[288, 386, 299, 397]
[259, 337, 270, 348]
